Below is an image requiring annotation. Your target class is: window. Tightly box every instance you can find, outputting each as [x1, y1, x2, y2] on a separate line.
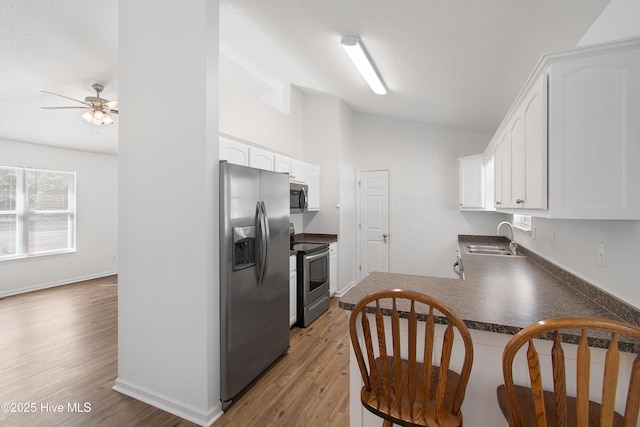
[0, 166, 76, 260]
[513, 214, 532, 232]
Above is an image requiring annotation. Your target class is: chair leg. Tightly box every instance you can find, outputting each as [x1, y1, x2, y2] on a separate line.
[382, 420, 393, 427]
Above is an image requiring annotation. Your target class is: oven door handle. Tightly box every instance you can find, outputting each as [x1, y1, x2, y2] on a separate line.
[305, 248, 329, 262]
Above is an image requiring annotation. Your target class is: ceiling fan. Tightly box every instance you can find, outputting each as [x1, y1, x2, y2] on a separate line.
[41, 83, 118, 126]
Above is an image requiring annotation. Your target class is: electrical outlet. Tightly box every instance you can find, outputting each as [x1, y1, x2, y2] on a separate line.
[112, 255, 117, 262]
[550, 230, 555, 247]
[597, 243, 606, 267]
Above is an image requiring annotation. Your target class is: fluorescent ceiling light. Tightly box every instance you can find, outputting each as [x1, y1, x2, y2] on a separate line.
[341, 35, 387, 95]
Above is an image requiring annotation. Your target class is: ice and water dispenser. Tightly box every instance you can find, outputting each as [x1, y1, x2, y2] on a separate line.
[233, 226, 256, 270]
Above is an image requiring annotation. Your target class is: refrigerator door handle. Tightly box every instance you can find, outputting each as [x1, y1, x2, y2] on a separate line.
[261, 201, 270, 283]
[256, 201, 268, 286]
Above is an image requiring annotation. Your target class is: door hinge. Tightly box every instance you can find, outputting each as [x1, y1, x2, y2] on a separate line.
[358, 180, 362, 187]
[359, 265, 361, 271]
[358, 223, 361, 229]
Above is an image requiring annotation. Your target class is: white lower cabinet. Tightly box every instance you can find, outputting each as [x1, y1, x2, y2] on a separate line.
[289, 255, 297, 327]
[329, 242, 337, 296]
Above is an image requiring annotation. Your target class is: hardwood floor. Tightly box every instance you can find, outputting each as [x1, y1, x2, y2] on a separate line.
[213, 298, 350, 427]
[0, 276, 350, 427]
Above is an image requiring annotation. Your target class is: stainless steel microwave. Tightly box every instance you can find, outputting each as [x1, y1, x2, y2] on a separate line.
[290, 183, 308, 214]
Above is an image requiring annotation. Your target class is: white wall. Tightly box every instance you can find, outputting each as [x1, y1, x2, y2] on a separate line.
[338, 102, 358, 293]
[116, 1, 220, 425]
[577, 0, 640, 46]
[509, 0, 640, 310]
[0, 138, 117, 296]
[302, 94, 342, 234]
[352, 114, 505, 279]
[219, 79, 304, 157]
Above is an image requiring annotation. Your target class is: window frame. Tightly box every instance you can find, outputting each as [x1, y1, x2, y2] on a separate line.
[0, 166, 76, 261]
[513, 213, 532, 234]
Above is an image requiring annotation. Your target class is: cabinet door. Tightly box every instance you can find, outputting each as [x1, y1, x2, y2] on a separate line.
[494, 131, 512, 209]
[522, 74, 547, 210]
[329, 243, 337, 296]
[548, 48, 640, 219]
[249, 146, 275, 171]
[458, 156, 484, 209]
[274, 154, 292, 175]
[510, 115, 526, 207]
[219, 137, 249, 166]
[290, 160, 307, 184]
[306, 163, 320, 211]
[289, 256, 297, 327]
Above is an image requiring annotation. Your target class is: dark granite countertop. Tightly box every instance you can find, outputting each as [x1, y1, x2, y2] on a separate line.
[290, 233, 338, 256]
[292, 233, 338, 244]
[339, 235, 640, 352]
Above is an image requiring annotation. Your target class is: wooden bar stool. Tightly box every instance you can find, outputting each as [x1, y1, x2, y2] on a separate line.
[349, 289, 474, 427]
[497, 317, 640, 427]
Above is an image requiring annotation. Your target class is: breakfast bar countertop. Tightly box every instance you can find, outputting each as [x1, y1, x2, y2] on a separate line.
[339, 235, 640, 351]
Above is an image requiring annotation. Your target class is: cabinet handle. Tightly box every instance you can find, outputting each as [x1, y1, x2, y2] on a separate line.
[495, 201, 502, 206]
[516, 199, 525, 204]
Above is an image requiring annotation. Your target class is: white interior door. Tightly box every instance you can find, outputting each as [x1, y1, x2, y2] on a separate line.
[359, 170, 390, 281]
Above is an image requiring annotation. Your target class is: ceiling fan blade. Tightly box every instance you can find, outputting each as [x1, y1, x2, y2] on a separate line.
[41, 90, 90, 106]
[104, 100, 118, 109]
[107, 109, 119, 114]
[41, 106, 91, 110]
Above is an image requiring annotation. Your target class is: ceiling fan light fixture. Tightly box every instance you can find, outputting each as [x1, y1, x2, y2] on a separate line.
[82, 110, 94, 123]
[42, 82, 118, 126]
[82, 109, 114, 126]
[341, 35, 387, 95]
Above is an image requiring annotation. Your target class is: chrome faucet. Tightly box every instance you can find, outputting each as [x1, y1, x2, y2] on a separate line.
[497, 221, 518, 254]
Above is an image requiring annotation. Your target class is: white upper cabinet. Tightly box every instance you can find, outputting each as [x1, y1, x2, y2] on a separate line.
[274, 154, 292, 175]
[248, 146, 275, 171]
[522, 76, 547, 210]
[510, 73, 548, 210]
[218, 135, 322, 213]
[458, 155, 485, 210]
[488, 37, 640, 219]
[219, 137, 249, 166]
[493, 130, 512, 209]
[290, 160, 307, 184]
[547, 45, 640, 219]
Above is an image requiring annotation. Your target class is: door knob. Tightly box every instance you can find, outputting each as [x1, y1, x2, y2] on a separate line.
[383, 234, 388, 244]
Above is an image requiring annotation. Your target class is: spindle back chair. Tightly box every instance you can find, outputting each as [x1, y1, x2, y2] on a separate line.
[349, 289, 474, 427]
[497, 316, 640, 427]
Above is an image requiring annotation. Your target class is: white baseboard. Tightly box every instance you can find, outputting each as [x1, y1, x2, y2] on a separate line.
[334, 280, 357, 298]
[113, 378, 223, 426]
[0, 271, 118, 298]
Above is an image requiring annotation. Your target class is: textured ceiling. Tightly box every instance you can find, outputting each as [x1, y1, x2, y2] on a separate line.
[220, 0, 609, 135]
[0, 1, 609, 155]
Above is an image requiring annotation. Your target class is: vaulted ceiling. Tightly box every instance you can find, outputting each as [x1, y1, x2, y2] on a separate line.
[0, 0, 609, 155]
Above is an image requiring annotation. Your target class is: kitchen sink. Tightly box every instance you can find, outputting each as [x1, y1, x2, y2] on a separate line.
[464, 244, 520, 256]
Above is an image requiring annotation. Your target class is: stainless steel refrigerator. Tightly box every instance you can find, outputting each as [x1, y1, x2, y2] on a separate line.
[219, 161, 290, 409]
